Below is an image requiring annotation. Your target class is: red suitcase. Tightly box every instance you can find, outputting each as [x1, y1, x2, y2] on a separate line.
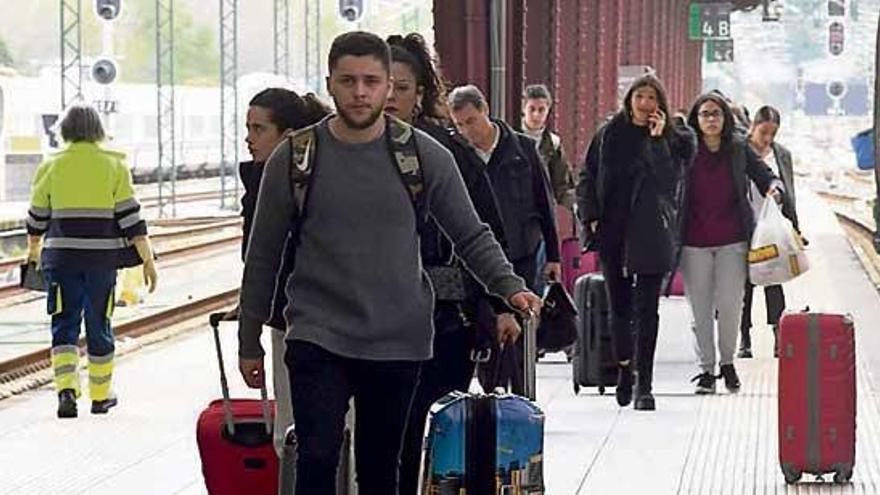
[197, 312, 278, 495]
[778, 312, 856, 484]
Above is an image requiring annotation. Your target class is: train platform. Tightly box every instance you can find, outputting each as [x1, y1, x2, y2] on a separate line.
[0, 187, 879, 494]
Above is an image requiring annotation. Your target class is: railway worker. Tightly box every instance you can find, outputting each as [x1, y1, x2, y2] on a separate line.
[679, 93, 783, 396]
[25, 103, 158, 418]
[237, 31, 541, 495]
[383, 32, 521, 494]
[447, 84, 560, 395]
[738, 105, 801, 359]
[576, 74, 695, 411]
[238, 88, 330, 457]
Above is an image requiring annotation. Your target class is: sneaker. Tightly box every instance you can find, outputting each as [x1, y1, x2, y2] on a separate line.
[691, 372, 716, 395]
[615, 364, 634, 407]
[91, 396, 118, 414]
[633, 393, 655, 411]
[57, 389, 77, 418]
[737, 347, 753, 359]
[719, 364, 741, 393]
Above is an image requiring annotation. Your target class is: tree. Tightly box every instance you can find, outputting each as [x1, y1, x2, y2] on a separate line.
[0, 35, 14, 68]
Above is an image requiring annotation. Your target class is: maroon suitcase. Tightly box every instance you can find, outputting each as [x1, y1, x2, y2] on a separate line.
[561, 237, 599, 295]
[778, 312, 856, 484]
[197, 312, 278, 495]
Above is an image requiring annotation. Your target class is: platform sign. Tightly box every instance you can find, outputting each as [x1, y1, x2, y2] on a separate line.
[706, 39, 734, 63]
[689, 2, 732, 40]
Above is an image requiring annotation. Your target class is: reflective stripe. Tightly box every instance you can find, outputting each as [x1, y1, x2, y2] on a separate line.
[115, 198, 139, 212]
[118, 212, 143, 229]
[52, 208, 115, 219]
[106, 288, 115, 318]
[52, 345, 79, 357]
[88, 353, 114, 365]
[54, 364, 78, 375]
[29, 206, 51, 217]
[26, 217, 49, 230]
[88, 374, 112, 385]
[44, 237, 128, 250]
[52, 284, 63, 315]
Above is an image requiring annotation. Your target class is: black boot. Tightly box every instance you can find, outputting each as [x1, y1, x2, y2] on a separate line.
[91, 396, 118, 414]
[772, 324, 779, 358]
[57, 389, 77, 418]
[737, 327, 753, 359]
[615, 363, 634, 407]
[633, 365, 655, 411]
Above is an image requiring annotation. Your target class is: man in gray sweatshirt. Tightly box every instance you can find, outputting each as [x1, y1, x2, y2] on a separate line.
[237, 31, 540, 495]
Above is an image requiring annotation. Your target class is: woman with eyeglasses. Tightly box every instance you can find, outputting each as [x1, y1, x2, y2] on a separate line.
[679, 93, 783, 395]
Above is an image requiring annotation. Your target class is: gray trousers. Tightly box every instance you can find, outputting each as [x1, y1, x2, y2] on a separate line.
[680, 242, 748, 374]
[271, 329, 293, 458]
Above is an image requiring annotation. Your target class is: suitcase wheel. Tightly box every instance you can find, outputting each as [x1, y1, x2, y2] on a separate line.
[598, 386, 605, 395]
[782, 466, 801, 485]
[833, 469, 853, 484]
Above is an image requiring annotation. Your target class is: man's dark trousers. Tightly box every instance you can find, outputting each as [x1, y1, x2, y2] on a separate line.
[286, 340, 421, 495]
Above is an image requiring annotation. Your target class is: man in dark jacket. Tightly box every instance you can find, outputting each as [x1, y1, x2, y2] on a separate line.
[449, 84, 560, 394]
[520, 84, 575, 210]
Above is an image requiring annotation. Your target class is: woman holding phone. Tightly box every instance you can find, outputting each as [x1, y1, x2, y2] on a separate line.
[577, 74, 695, 411]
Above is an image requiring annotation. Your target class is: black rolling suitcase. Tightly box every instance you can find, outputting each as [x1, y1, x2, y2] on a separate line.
[571, 273, 617, 395]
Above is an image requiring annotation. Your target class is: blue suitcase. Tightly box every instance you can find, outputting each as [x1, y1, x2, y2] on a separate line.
[420, 391, 545, 494]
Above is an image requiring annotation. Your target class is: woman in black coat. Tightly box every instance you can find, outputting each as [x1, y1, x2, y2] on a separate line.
[577, 74, 695, 411]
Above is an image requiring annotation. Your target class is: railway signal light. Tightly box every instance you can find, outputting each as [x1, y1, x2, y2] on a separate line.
[828, 21, 845, 56]
[95, 0, 121, 21]
[338, 0, 364, 22]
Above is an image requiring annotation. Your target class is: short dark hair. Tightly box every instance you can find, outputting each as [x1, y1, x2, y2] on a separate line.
[687, 92, 737, 148]
[249, 88, 330, 131]
[752, 105, 781, 127]
[60, 104, 105, 143]
[524, 84, 552, 101]
[328, 31, 391, 74]
[448, 85, 487, 112]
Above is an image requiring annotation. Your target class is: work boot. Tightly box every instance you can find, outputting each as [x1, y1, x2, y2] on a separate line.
[91, 395, 118, 414]
[615, 364, 634, 407]
[719, 364, 741, 393]
[57, 389, 77, 418]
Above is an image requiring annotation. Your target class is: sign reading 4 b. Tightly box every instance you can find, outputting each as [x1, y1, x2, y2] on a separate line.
[689, 2, 732, 40]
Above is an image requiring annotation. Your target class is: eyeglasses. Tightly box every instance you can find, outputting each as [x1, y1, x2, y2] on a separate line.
[698, 110, 723, 120]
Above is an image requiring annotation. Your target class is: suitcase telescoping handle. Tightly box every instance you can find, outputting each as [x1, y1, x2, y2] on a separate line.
[522, 309, 538, 401]
[209, 311, 272, 437]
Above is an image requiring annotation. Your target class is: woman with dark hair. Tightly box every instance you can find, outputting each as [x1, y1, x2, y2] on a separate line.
[385, 33, 520, 493]
[577, 74, 696, 411]
[738, 105, 800, 359]
[238, 87, 330, 458]
[680, 94, 783, 395]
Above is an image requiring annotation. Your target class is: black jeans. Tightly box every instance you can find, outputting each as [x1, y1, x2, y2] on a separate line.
[398, 304, 475, 495]
[600, 255, 664, 384]
[740, 281, 786, 345]
[286, 340, 422, 495]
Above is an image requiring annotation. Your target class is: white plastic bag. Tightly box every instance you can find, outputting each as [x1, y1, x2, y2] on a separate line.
[748, 198, 809, 286]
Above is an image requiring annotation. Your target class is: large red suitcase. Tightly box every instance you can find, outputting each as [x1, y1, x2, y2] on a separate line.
[197, 312, 278, 495]
[778, 312, 855, 484]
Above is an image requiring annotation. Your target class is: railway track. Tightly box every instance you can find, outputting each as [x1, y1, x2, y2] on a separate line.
[835, 211, 880, 288]
[0, 223, 242, 302]
[0, 288, 239, 395]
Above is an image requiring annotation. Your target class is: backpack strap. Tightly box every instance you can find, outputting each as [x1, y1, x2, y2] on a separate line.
[385, 116, 426, 229]
[287, 125, 318, 243]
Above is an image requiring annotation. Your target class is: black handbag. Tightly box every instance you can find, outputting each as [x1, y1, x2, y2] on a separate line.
[19, 262, 47, 292]
[537, 282, 577, 352]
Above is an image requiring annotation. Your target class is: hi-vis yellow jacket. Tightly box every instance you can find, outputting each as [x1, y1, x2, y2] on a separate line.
[26, 142, 147, 270]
